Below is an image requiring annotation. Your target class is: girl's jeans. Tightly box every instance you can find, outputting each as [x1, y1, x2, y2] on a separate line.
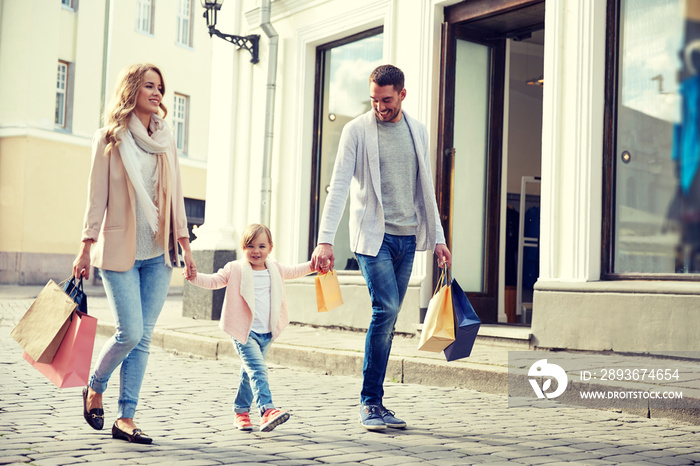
[233, 331, 275, 416]
[356, 234, 416, 406]
[89, 255, 172, 419]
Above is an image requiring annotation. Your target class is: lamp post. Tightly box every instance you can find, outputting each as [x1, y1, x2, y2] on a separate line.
[200, 0, 259, 64]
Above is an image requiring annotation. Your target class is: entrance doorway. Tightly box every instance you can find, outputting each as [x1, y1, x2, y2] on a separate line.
[437, 0, 545, 324]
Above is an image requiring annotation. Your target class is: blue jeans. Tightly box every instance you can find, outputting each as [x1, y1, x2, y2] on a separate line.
[90, 255, 172, 419]
[356, 234, 416, 406]
[233, 331, 275, 416]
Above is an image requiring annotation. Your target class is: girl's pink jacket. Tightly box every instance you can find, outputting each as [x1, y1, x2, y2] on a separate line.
[189, 258, 313, 344]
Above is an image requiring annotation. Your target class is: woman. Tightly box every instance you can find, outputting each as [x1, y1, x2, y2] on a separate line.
[73, 63, 197, 444]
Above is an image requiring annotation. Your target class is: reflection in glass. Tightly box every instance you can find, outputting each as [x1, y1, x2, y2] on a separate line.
[614, 0, 700, 274]
[451, 39, 489, 291]
[316, 32, 383, 270]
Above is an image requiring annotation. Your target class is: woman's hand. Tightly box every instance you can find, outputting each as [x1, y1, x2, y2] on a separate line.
[178, 238, 196, 280]
[182, 249, 196, 280]
[73, 240, 93, 280]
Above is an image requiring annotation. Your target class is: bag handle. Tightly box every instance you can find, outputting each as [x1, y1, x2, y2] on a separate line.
[60, 276, 84, 301]
[59, 276, 88, 318]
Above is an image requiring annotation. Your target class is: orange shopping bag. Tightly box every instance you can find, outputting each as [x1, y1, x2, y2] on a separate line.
[315, 270, 343, 312]
[23, 311, 98, 388]
[417, 268, 455, 352]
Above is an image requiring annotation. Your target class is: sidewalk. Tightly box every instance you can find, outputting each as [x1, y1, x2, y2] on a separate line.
[2, 283, 698, 425]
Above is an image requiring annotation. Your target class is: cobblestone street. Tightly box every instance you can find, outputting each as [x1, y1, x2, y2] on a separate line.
[1, 299, 699, 465]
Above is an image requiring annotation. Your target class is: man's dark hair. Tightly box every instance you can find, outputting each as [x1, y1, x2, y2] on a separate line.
[369, 64, 404, 92]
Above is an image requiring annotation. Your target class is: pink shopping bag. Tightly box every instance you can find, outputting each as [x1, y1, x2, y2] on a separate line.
[23, 311, 97, 388]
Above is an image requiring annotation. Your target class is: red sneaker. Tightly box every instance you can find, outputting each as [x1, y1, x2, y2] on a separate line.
[260, 408, 290, 432]
[234, 412, 253, 431]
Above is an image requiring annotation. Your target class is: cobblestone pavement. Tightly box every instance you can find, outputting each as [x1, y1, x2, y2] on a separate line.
[2, 300, 700, 465]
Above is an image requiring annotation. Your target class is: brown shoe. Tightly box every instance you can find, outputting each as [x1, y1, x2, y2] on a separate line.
[111, 422, 152, 444]
[82, 387, 104, 430]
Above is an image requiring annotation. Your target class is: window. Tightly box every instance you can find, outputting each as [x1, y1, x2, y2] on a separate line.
[55, 61, 68, 128]
[604, 0, 699, 277]
[185, 198, 205, 242]
[309, 28, 383, 270]
[61, 0, 73, 7]
[177, 0, 193, 47]
[173, 93, 189, 154]
[136, 0, 155, 34]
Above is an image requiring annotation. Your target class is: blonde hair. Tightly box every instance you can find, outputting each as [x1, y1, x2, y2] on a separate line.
[103, 63, 168, 156]
[240, 224, 274, 250]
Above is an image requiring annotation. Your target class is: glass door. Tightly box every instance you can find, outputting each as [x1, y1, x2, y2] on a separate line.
[309, 29, 383, 269]
[437, 24, 505, 322]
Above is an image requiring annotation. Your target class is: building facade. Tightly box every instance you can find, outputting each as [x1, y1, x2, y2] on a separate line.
[2, 0, 697, 354]
[0, 0, 209, 286]
[194, 0, 698, 353]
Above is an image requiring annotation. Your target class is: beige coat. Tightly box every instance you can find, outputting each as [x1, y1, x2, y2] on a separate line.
[81, 128, 189, 271]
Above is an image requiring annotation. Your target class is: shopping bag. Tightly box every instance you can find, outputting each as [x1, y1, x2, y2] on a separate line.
[418, 268, 455, 352]
[62, 276, 88, 313]
[23, 310, 98, 388]
[443, 278, 481, 361]
[315, 270, 343, 312]
[10, 279, 78, 363]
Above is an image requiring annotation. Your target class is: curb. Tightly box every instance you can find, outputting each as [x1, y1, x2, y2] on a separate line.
[96, 323, 699, 425]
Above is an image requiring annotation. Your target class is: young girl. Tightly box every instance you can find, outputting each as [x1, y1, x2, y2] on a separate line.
[186, 224, 313, 432]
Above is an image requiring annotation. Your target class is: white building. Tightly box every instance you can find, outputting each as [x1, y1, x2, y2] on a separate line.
[0, 0, 210, 286]
[191, 0, 699, 353]
[2, 0, 697, 354]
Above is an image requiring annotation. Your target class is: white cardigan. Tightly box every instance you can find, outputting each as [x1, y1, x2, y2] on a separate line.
[318, 109, 446, 256]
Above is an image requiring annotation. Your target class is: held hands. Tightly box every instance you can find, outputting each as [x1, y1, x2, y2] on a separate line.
[311, 243, 334, 273]
[182, 249, 197, 281]
[435, 244, 452, 269]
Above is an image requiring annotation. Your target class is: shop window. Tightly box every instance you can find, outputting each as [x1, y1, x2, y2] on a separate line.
[308, 27, 383, 270]
[136, 0, 155, 35]
[185, 198, 205, 243]
[605, 0, 700, 276]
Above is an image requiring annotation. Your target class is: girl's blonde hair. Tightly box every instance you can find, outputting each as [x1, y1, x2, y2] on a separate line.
[240, 224, 274, 250]
[103, 63, 168, 156]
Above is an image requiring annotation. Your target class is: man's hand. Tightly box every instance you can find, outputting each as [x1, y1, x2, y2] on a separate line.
[435, 244, 452, 269]
[311, 243, 335, 272]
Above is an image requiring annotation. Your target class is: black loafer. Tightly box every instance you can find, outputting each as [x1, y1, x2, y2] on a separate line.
[82, 386, 104, 430]
[112, 422, 153, 444]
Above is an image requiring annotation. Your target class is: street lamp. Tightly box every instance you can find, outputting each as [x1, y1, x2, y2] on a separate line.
[200, 0, 260, 64]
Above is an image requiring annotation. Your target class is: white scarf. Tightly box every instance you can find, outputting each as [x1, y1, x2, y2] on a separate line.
[117, 113, 172, 235]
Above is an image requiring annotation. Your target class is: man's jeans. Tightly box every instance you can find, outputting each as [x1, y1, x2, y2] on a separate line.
[90, 255, 172, 419]
[233, 331, 275, 415]
[356, 234, 416, 406]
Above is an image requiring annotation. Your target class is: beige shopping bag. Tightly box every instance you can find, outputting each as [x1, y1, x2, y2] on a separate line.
[315, 270, 343, 312]
[417, 269, 456, 352]
[11, 279, 77, 363]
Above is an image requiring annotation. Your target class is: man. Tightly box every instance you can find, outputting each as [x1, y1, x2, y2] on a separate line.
[311, 64, 451, 431]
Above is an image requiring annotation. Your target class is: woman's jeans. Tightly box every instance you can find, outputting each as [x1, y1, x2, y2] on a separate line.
[233, 331, 275, 416]
[89, 255, 172, 419]
[356, 234, 416, 406]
